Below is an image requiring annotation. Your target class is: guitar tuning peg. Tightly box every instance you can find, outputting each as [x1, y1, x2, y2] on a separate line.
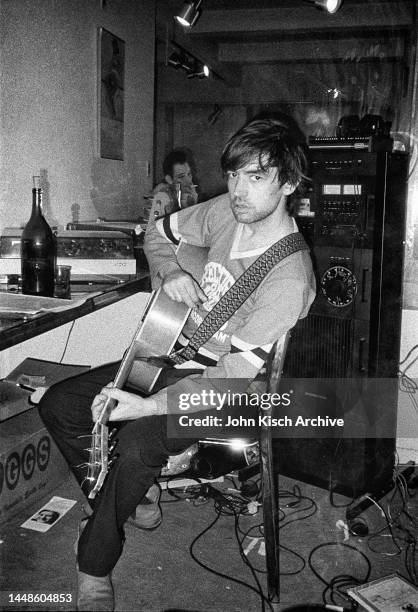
[108, 454, 120, 470]
[109, 428, 118, 440]
[108, 439, 119, 454]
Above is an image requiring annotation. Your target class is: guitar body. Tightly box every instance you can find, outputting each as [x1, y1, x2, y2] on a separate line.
[126, 289, 190, 394]
[126, 240, 209, 393]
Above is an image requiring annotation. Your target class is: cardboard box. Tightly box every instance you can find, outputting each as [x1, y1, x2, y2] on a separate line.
[0, 409, 69, 524]
[0, 380, 32, 421]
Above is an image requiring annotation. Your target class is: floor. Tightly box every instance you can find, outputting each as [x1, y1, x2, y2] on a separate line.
[1, 458, 417, 612]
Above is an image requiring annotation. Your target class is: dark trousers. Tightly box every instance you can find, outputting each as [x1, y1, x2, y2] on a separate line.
[38, 362, 196, 576]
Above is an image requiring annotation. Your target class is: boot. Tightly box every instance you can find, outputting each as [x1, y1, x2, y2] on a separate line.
[77, 570, 114, 611]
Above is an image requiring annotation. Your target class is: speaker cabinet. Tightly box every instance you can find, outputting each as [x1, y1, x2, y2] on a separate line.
[277, 150, 409, 498]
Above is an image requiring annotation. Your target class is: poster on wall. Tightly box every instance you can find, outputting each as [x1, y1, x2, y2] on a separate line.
[98, 28, 125, 160]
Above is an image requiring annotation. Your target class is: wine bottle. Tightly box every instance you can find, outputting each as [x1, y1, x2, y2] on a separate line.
[21, 176, 56, 297]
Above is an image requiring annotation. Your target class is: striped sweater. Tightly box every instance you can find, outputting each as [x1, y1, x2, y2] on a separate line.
[144, 193, 316, 414]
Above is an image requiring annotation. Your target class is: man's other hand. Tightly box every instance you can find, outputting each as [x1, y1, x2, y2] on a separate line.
[162, 270, 207, 308]
[91, 385, 157, 422]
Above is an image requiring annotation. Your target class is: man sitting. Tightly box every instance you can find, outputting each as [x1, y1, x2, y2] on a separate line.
[39, 114, 316, 611]
[148, 148, 198, 221]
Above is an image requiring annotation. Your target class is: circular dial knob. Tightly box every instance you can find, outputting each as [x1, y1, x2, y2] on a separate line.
[320, 266, 357, 307]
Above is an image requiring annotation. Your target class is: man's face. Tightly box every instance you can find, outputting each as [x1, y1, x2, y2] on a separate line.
[169, 162, 193, 187]
[227, 159, 295, 224]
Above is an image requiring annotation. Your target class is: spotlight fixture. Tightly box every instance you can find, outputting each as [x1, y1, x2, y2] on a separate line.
[187, 62, 210, 79]
[305, 0, 343, 13]
[174, 0, 202, 28]
[168, 51, 194, 74]
[167, 42, 217, 80]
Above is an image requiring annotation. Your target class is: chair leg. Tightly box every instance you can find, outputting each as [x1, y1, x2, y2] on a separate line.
[259, 332, 290, 605]
[260, 419, 280, 605]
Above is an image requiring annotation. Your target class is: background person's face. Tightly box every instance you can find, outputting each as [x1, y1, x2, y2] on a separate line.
[171, 162, 193, 187]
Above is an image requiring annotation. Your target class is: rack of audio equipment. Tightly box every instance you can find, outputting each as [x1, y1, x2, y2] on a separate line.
[276, 149, 409, 501]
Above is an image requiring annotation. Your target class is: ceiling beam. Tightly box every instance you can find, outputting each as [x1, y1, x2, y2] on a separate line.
[218, 35, 406, 63]
[190, 1, 414, 36]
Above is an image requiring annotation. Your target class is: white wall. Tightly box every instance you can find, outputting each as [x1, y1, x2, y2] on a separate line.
[0, 0, 155, 231]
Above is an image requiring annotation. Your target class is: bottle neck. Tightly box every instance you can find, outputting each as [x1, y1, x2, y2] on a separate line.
[32, 187, 43, 215]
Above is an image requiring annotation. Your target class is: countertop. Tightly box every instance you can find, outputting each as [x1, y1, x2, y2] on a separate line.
[0, 273, 150, 352]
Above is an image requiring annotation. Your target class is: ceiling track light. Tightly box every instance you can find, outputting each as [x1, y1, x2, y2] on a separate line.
[174, 0, 203, 28]
[168, 42, 212, 80]
[168, 51, 194, 73]
[187, 62, 210, 79]
[304, 0, 343, 14]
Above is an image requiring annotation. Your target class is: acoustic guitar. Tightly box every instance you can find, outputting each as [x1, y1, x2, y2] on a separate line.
[86, 287, 195, 499]
[86, 243, 259, 500]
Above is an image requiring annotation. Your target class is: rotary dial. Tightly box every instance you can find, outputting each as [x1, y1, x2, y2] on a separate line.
[320, 266, 357, 307]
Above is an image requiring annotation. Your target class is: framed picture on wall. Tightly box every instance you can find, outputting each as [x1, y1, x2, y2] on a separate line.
[98, 28, 125, 160]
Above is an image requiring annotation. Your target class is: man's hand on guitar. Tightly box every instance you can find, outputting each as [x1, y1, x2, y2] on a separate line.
[162, 270, 207, 309]
[91, 385, 158, 422]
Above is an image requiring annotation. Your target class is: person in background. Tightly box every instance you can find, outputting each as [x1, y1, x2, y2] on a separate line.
[148, 148, 198, 221]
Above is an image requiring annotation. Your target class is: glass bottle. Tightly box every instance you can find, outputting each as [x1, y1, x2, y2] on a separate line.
[21, 175, 56, 296]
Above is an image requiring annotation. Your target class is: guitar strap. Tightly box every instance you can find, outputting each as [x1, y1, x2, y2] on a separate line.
[169, 231, 308, 365]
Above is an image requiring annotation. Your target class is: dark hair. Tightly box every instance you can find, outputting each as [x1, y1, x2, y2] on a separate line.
[163, 149, 190, 178]
[220, 114, 308, 189]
